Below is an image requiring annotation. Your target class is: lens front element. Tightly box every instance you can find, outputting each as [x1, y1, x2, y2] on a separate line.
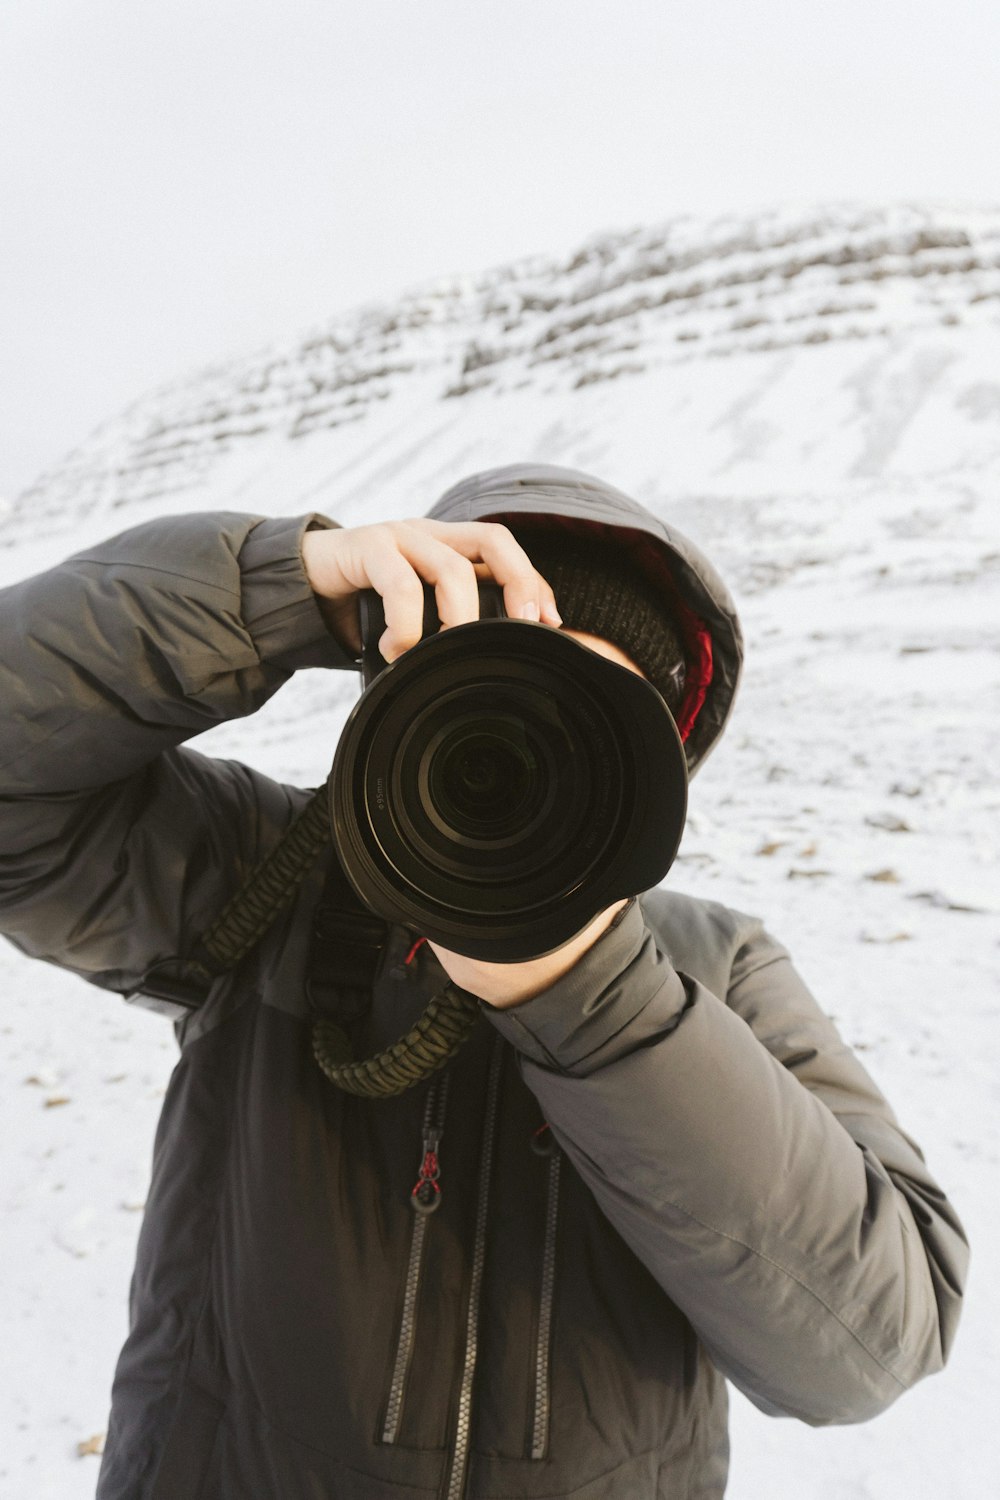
[426, 714, 545, 838]
[379, 674, 606, 913]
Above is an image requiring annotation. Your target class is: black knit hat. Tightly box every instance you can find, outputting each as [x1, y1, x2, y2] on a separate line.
[509, 526, 688, 717]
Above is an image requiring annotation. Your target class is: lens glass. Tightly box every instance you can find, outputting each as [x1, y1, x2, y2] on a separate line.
[426, 715, 545, 839]
[348, 631, 631, 919]
[396, 685, 577, 872]
[375, 675, 611, 913]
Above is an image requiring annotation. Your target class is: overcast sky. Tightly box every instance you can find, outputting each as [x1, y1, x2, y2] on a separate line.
[2, 0, 998, 500]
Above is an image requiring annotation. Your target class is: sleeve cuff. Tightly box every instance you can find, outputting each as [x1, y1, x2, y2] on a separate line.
[480, 896, 690, 1075]
[239, 514, 361, 672]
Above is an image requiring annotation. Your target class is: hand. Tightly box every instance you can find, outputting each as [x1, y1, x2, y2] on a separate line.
[427, 898, 632, 1009]
[301, 519, 563, 660]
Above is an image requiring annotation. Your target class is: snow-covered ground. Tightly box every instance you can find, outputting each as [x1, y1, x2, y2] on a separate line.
[1, 204, 997, 1498]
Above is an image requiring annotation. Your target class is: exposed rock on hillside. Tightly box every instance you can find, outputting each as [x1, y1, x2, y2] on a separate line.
[11, 203, 1000, 542]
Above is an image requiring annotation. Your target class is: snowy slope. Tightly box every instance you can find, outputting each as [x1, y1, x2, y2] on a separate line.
[10, 201, 1000, 544]
[1, 203, 997, 1500]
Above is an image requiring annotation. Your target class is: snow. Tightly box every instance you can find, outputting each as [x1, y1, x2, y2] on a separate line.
[1, 203, 997, 1498]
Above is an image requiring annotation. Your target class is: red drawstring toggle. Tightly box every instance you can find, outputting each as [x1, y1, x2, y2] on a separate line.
[404, 936, 428, 967]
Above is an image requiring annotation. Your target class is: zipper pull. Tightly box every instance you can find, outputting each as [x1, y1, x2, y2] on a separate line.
[530, 1121, 555, 1158]
[411, 1125, 443, 1215]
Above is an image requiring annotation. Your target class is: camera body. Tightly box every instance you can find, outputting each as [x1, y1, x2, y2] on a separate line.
[329, 582, 688, 962]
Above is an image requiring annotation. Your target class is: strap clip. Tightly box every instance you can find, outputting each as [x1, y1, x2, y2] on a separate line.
[128, 957, 215, 1019]
[307, 903, 388, 1021]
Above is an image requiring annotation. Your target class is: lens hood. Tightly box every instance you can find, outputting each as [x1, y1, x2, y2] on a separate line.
[330, 590, 687, 962]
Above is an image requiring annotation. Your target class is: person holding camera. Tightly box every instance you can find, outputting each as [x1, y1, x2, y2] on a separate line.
[0, 463, 967, 1500]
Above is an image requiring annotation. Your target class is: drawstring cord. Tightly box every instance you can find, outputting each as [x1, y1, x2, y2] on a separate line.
[404, 936, 428, 967]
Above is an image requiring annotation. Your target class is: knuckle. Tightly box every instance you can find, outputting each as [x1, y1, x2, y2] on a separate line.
[505, 569, 541, 597]
[437, 551, 476, 582]
[382, 553, 424, 593]
[397, 568, 427, 600]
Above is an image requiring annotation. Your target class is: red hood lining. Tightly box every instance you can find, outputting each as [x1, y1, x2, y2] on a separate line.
[478, 511, 715, 745]
[625, 529, 713, 744]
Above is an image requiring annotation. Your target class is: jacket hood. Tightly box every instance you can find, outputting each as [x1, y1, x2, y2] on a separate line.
[425, 462, 743, 779]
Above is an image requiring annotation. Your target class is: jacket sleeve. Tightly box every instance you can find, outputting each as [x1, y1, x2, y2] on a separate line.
[0, 509, 357, 995]
[481, 897, 968, 1426]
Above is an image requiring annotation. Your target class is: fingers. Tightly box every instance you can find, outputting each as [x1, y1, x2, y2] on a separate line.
[303, 519, 562, 663]
[419, 519, 563, 632]
[365, 524, 481, 661]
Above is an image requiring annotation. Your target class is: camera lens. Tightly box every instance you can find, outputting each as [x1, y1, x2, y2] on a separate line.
[331, 615, 688, 961]
[426, 716, 545, 838]
[391, 682, 591, 895]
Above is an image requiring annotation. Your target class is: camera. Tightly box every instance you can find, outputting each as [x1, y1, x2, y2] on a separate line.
[329, 581, 688, 962]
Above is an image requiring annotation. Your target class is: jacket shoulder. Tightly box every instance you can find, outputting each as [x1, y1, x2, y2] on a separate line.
[638, 885, 766, 999]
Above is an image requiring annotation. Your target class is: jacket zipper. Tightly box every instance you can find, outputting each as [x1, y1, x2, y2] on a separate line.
[441, 1035, 505, 1500]
[383, 1044, 558, 1480]
[530, 1139, 561, 1460]
[381, 1070, 450, 1445]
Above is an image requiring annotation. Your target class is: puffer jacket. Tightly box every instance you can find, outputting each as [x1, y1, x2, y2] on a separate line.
[0, 465, 968, 1499]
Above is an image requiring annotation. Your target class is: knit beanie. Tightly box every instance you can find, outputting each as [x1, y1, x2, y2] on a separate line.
[508, 526, 688, 717]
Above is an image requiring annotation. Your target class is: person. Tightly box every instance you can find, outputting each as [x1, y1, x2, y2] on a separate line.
[0, 462, 967, 1500]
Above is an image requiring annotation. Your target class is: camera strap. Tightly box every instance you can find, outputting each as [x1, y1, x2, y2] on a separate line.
[307, 846, 482, 1098]
[134, 780, 334, 1016]
[304, 823, 482, 1099]
[137, 775, 481, 1095]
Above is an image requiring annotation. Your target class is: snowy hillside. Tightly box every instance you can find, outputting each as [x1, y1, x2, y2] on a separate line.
[1, 202, 997, 1500]
[10, 200, 1000, 542]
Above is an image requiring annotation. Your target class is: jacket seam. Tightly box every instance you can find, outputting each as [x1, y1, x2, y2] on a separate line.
[0, 707, 128, 778]
[725, 948, 790, 994]
[499, 972, 687, 1075]
[476, 1441, 670, 1498]
[72, 556, 242, 596]
[211, 1377, 446, 1492]
[658, 1191, 909, 1398]
[210, 1345, 675, 1495]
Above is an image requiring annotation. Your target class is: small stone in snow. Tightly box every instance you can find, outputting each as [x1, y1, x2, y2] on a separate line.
[24, 1069, 59, 1088]
[865, 812, 913, 832]
[909, 890, 988, 913]
[43, 1095, 71, 1109]
[865, 868, 901, 883]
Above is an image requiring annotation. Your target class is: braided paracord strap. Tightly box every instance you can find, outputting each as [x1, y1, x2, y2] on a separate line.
[194, 773, 484, 1097]
[311, 985, 482, 1098]
[198, 780, 332, 974]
